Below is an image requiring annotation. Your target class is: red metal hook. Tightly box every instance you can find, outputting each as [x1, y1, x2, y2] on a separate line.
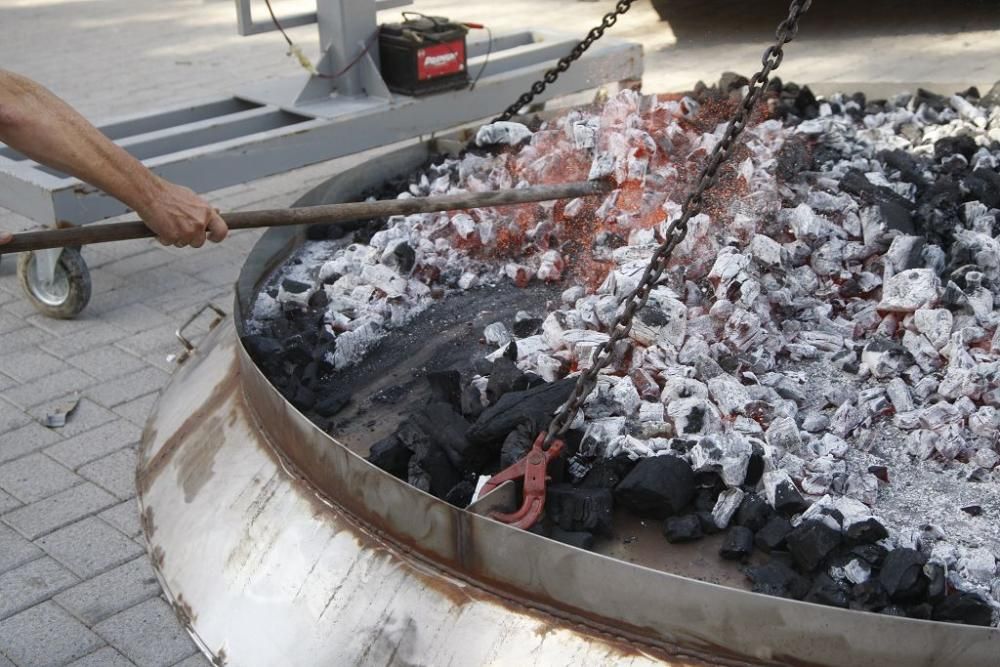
[481, 432, 564, 529]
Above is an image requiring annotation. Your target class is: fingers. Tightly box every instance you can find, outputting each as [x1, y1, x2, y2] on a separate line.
[0, 231, 12, 245]
[206, 210, 228, 244]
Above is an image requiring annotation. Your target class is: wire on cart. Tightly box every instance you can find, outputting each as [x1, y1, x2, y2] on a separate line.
[262, 0, 376, 81]
[467, 24, 493, 91]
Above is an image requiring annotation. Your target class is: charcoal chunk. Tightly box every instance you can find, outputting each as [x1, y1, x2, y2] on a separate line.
[392, 242, 416, 272]
[367, 435, 412, 479]
[879, 548, 928, 602]
[314, 392, 351, 418]
[410, 402, 483, 471]
[845, 517, 889, 545]
[925, 562, 946, 604]
[664, 514, 704, 543]
[550, 527, 595, 550]
[735, 493, 772, 532]
[719, 526, 754, 561]
[786, 521, 842, 572]
[906, 603, 933, 620]
[773, 479, 809, 517]
[744, 442, 765, 487]
[467, 378, 575, 445]
[934, 134, 978, 161]
[851, 579, 889, 611]
[851, 543, 888, 568]
[615, 456, 696, 519]
[579, 454, 637, 489]
[806, 573, 851, 608]
[426, 370, 462, 409]
[933, 592, 994, 627]
[486, 357, 529, 404]
[696, 511, 723, 535]
[398, 418, 461, 500]
[499, 424, 534, 469]
[281, 278, 311, 294]
[744, 559, 809, 600]
[242, 334, 283, 363]
[755, 515, 793, 553]
[776, 137, 812, 181]
[444, 479, 476, 507]
[512, 317, 543, 338]
[547, 484, 614, 535]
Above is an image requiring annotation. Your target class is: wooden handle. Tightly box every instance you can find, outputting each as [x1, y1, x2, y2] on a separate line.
[0, 180, 612, 254]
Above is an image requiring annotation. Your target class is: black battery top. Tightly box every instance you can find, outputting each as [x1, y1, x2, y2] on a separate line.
[380, 15, 468, 44]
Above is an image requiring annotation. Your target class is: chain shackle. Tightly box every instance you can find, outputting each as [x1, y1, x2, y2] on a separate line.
[541, 0, 811, 450]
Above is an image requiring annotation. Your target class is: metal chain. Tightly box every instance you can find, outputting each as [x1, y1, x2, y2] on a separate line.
[543, 0, 812, 449]
[493, 0, 635, 123]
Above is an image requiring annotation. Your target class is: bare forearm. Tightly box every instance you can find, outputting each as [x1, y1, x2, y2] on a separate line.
[0, 70, 165, 215]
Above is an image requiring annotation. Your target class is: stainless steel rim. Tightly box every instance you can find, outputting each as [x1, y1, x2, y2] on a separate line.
[26, 253, 70, 306]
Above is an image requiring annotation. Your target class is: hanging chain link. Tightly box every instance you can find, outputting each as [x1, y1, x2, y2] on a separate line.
[493, 0, 635, 123]
[543, 0, 812, 449]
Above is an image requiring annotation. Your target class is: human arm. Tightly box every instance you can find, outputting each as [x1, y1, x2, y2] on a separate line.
[0, 69, 226, 247]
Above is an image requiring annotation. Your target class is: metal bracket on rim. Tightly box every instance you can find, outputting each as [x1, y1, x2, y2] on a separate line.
[175, 303, 227, 364]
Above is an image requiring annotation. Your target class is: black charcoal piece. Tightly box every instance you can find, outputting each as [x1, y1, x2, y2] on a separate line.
[881, 605, 907, 617]
[396, 419, 461, 500]
[615, 455, 696, 519]
[851, 544, 889, 568]
[512, 317, 543, 338]
[697, 511, 723, 535]
[960, 505, 983, 517]
[292, 384, 316, 410]
[907, 603, 934, 620]
[773, 479, 809, 517]
[467, 378, 575, 445]
[499, 424, 533, 470]
[485, 357, 529, 404]
[281, 278, 312, 294]
[314, 392, 350, 418]
[664, 514, 704, 543]
[410, 402, 483, 471]
[744, 559, 810, 600]
[460, 382, 484, 419]
[444, 480, 476, 507]
[851, 579, 889, 611]
[806, 573, 851, 609]
[735, 493, 772, 532]
[307, 289, 329, 309]
[786, 521, 842, 572]
[933, 134, 978, 161]
[845, 517, 889, 545]
[693, 486, 721, 513]
[925, 562, 946, 604]
[241, 334, 283, 362]
[579, 454, 637, 489]
[755, 515, 793, 553]
[776, 136, 812, 181]
[550, 527, 595, 550]
[933, 592, 994, 627]
[393, 242, 416, 272]
[879, 548, 928, 602]
[367, 434, 412, 479]
[719, 526, 754, 561]
[744, 442, 765, 487]
[546, 484, 614, 535]
[426, 370, 462, 409]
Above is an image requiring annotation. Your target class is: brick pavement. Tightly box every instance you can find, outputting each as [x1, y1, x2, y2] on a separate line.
[1, 0, 998, 665]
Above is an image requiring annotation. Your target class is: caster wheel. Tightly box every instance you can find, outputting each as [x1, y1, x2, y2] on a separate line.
[17, 248, 92, 319]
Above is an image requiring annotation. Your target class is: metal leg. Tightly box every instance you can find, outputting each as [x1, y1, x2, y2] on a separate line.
[33, 247, 62, 287]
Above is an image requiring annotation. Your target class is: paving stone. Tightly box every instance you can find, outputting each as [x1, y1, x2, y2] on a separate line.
[0, 374, 14, 394]
[0, 489, 18, 515]
[0, 369, 96, 410]
[95, 598, 196, 667]
[37, 517, 144, 579]
[0, 523, 42, 575]
[113, 393, 159, 428]
[85, 368, 169, 409]
[0, 350, 65, 383]
[78, 448, 138, 500]
[40, 324, 128, 359]
[115, 323, 186, 359]
[0, 399, 30, 435]
[171, 654, 212, 667]
[0, 327, 55, 353]
[24, 313, 101, 338]
[67, 646, 137, 667]
[0, 454, 81, 504]
[0, 651, 14, 667]
[0, 312, 25, 335]
[0, 558, 78, 620]
[99, 500, 142, 539]
[27, 398, 116, 439]
[54, 556, 160, 626]
[102, 252, 179, 281]
[2, 483, 117, 540]
[0, 422, 64, 466]
[46, 420, 142, 470]
[0, 602, 103, 666]
[68, 347, 149, 381]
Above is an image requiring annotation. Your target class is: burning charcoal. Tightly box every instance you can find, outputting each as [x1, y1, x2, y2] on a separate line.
[689, 433, 752, 486]
[546, 484, 614, 535]
[664, 514, 704, 543]
[860, 337, 911, 379]
[632, 370, 661, 402]
[475, 121, 532, 147]
[956, 547, 997, 585]
[925, 562, 946, 603]
[735, 493, 773, 532]
[933, 592, 994, 627]
[745, 559, 810, 600]
[913, 308, 953, 350]
[885, 378, 914, 413]
[512, 317, 544, 338]
[806, 573, 851, 608]
[667, 398, 721, 436]
[786, 521, 842, 572]
[878, 269, 940, 313]
[549, 527, 595, 550]
[765, 417, 802, 453]
[720, 526, 755, 561]
[755, 515, 793, 553]
[483, 322, 512, 347]
[367, 434, 413, 479]
[707, 375, 752, 417]
[749, 234, 785, 268]
[763, 470, 809, 517]
[579, 417, 627, 458]
[745, 442, 765, 486]
[712, 488, 745, 530]
[615, 455, 696, 519]
[843, 558, 871, 585]
[879, 548, 928, 602]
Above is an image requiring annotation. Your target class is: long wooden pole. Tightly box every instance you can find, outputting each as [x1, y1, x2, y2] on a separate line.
[1, 180, 612, 254]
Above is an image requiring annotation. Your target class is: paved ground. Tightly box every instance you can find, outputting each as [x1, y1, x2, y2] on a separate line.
[0, 1, 998, 665]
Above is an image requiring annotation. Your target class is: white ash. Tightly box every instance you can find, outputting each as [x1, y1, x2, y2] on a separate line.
[256, 88, 1000, 614]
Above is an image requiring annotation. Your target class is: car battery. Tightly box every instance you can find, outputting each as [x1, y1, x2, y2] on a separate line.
[379, 16, 470, 96]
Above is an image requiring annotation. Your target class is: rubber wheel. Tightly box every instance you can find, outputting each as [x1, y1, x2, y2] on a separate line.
[17, 249, 92, 319]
